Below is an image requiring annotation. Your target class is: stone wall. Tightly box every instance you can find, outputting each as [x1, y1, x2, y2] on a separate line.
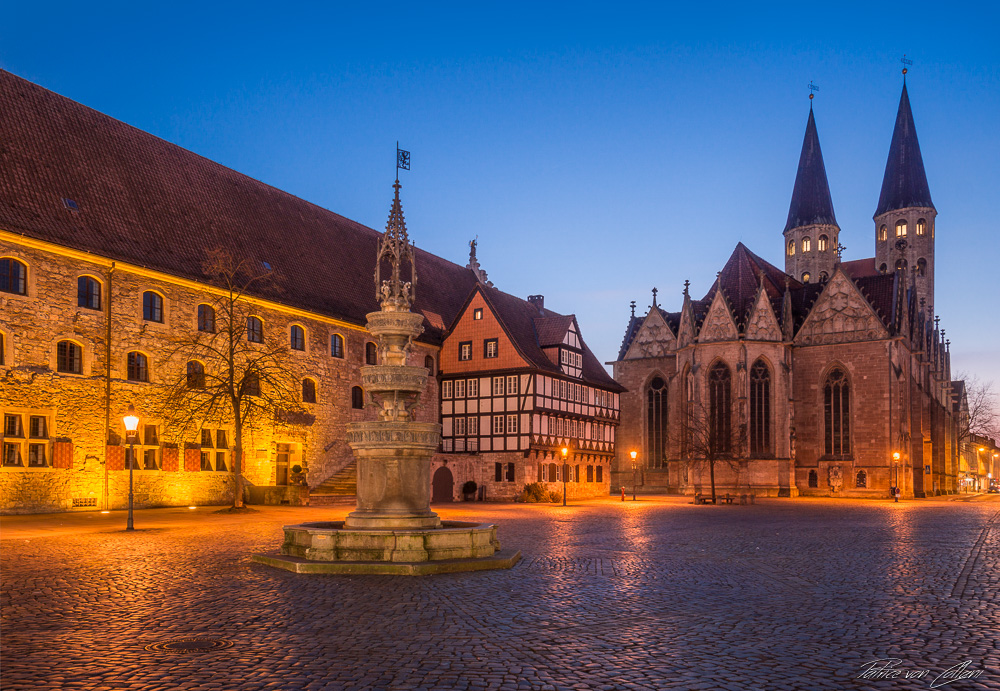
[0, 239, 440, 514]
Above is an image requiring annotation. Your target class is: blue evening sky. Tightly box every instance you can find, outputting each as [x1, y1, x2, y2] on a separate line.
[3, 2, 998, 393]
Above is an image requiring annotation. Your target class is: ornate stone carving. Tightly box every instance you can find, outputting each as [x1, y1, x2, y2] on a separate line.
[627, 312, 674, 359]
[797, 273, 887, 345]
[745, 291, 781, 341]
[698, 292, 738, 342]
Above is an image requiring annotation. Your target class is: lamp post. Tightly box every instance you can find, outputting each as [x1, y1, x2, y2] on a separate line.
[561, 447, 568, 506]
[892, 451, 901, 502]
[123, 404, 139, 531]
[630, 450, 638, 501]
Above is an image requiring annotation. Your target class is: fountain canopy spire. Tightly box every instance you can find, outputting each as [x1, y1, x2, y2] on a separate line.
[375, 179, 418, 311]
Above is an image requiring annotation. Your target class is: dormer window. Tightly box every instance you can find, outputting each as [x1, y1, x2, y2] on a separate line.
[895, 220, 907, 237]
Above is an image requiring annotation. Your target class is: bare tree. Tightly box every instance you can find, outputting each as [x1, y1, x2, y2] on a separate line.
[158, 249, 305, 509]
[955, 374, 999, 444]
[673, 399, 745, 503]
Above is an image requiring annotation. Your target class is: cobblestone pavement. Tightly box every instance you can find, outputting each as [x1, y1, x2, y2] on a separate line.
[2, 496, 998, 691]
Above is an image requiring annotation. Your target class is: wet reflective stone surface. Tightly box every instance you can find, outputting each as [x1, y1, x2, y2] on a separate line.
[2, 496, 998, 690]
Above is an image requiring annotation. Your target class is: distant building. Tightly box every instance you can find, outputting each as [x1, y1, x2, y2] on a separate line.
[612, 80, 963, 498]
[0, 70, 615, 513]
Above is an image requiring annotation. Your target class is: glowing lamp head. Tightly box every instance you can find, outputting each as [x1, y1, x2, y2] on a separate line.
[123, 404, 139, 433]
[630, 450, 637, 461]
[893, 452, 900, 461]
[561, 447, 568, 458]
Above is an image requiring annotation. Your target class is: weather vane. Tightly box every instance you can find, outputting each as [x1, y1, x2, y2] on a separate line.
[901, 55, 913, 81]
[396, 141, 410, 179]
[808, 81, 819, 103]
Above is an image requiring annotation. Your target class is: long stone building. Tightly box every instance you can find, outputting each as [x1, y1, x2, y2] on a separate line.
[0, 70, 620, 514]
[612, 80, 964, 499]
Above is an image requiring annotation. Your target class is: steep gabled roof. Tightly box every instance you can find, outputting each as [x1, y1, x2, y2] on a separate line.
[0, 69, 483, 344]
[784, 108, 838, 232]
[476, 286, 623, 391]
[704, 243, 793, 329]
[840, 257, 879, 279]
[875, 83, 934, 216]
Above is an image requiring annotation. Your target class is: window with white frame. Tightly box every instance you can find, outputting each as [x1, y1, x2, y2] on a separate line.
[484, 338, 498, 359]
[441, 380, 453, 399]
[459, 341, 472, 361]
[467, 379, 478, 397]
[454, 379, 466, 399]
[125, 424, 160, 470]
[492, 415, 505, 435]
[200, 428, 230, 471]
[506, 375, 518, 395]
[453, 417, 466, 436]
[2, 413, 50, 467]
[492, 377, 504, 396]
[506, 414, 518, 434]
[467, 416, 479, 435]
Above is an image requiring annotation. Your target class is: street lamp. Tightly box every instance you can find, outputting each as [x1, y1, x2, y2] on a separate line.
[123, 404, 139, 531]
[630, 450, 638, 501]
[892, 451, 901, 502]
[561, 447, 568, 506]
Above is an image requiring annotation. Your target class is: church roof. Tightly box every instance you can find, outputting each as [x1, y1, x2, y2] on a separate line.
[875, 84, 934, 216]
[784, 108, 838, 232]
[704, 243, 792, 329]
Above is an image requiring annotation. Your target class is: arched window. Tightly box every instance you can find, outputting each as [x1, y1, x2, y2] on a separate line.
[127, 352, 148, 382]
[424, 355, 435, 375]
[187, 361, 205, 388]
[142, 291, 163, 322]
[895, 259, 908, 272]
[802, 237, 812, 253]
[879, 263, 888, 275]
[749, 360, 770, 455]
[879, 225, 888, 241]
[895, 220, 907, 237]
[77, 276, 101, 310]
[244, 371, 260, 397]
[855, 470, 867, 488]
[247, 316, 263, 343]
[808, 469, 818, 488]
[819, 272, 829, 282]
[709, 362, 732, 454]
[802, 272, 811, 284]
[351, 386, 364, 409]
[302, 378, 316, 404]
[646, 376, 668, 469]
[197, 305, 215, 333]
[818, 235, 828, 252]
[365, 342, 378, 365]
[917, 258, 927, 276]
[290, 325, 305, 351]
[824, 368, 850, 456]
[787, 240, 795, 256]
[0, 258, 27, 295]
[916, 219, 926, 236]
[330, 334, 344, 359]
[57, 341, 82, 374]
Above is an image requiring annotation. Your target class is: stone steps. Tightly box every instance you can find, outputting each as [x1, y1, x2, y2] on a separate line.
[310, 460, 357, 498]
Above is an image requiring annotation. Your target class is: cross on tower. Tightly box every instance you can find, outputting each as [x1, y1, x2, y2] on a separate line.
[683, 279, 690, 297]
[835, 242, 847, 260]
[651, 287, 658, 307]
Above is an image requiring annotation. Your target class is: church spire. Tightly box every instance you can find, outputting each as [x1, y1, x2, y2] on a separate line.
[875, 83, 934, 216]
[784, 108, 838, 233]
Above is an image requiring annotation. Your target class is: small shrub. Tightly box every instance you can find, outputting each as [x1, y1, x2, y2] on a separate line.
[549, 491, 562, 503]
[519, 482, 548, 503]
[291, 464, 303, 474]
[462, 480, 478, 495]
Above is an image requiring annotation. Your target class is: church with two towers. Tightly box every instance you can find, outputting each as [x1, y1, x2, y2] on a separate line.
[612, 77, 960, 498]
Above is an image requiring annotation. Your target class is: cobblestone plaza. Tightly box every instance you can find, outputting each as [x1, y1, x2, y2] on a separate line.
[2, 497, 997, 690]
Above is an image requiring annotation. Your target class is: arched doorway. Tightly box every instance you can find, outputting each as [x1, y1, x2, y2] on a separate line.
[432, 466, 454, 503]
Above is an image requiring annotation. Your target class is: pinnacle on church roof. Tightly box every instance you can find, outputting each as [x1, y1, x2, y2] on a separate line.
[875, 83, 934, 216]
[784, 108, 838, 233]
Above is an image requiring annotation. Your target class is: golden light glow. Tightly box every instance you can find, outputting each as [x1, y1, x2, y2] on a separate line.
[123, 404, 139, 433]
[100, 510, 110, 514]
[188, 506, 197, 510]
[892, 452, 900, 461]
[561, 447, 568, 458]
[630, 450, 637, 460]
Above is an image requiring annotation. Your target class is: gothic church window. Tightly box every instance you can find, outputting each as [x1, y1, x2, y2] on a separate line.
[824, 368, 851, 456]
[749, 360, 771, 455]
[0, 258, 27, 295]
[802, 237, 811, 252]
[895, 220, 907, 237]
[709, 362, 732, 454]
[818, 235, 828, 252]
[646, 376, 668, 469]
[916, 219, 926, 236]
[77, 276, 101, 310]
[57, 341, 82, 374]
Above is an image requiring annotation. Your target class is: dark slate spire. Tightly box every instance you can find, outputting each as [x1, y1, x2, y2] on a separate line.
[784, 109, 838, 232]
[875, 84, 934, 216]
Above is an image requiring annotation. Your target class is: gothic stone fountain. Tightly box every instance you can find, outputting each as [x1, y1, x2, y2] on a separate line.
[253, 181, 519, 575]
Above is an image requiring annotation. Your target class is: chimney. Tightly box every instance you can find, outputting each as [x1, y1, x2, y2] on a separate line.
[527, 295, 544, 310]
